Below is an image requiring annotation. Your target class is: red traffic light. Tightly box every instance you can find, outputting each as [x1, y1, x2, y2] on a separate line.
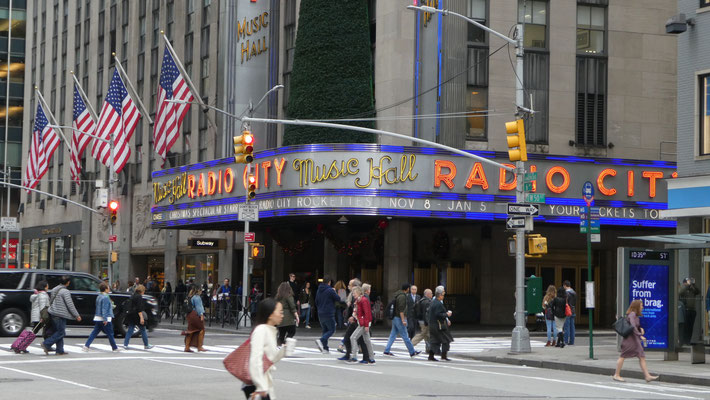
[108, 200, 119, 211]
[244, 134, 254, 145]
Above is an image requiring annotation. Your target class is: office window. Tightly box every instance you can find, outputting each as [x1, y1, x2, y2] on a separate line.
[702, 0, 710, 8]
[576, 57, 607, 146]
[135, 119, 142, 183]
[283, 0, 296, 112]
[577, 5, 605, 55]
[519, 0, 547, 49]
[467, 0, 486, 43]
[700, 74, 710, 155]
[152, 9, 159, 48]
[166, 0, 174, 41]
[465, 0, 488, 139]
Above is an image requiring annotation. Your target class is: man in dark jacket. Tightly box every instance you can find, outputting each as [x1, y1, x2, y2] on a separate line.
[428, 286, 453, 361]
[315, 276, 341, 353]
[383, 284, 420, 357]
[288, 273, 299, 306]
[42, 276, 81, 355]
[406, 285, 421, 339]
[563, 280, 577, 345]
[411, 288, 433, 351]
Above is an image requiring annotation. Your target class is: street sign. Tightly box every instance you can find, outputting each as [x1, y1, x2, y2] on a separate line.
[524, 172, 537, 182]
[524, 193, 546, 203]
[108, 235, 117, 243]
[591, 233, 601, 243]
[580, 219, 600, 234]
[583, 181, 594, 206]
[244, 232, 255, 242]
[589, 206, 600, 217]
[238, 204, 259, 222]
[507, 203, 539, 216]
[0, 217, 17, 232]
[506, 216, 527, 229]
[523, 182, 534, 191]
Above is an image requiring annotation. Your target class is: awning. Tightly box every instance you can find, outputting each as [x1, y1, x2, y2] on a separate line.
[619, 233, 710, 249]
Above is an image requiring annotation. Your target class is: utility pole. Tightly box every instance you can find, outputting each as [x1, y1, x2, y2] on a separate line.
[3, 0, 11, 269]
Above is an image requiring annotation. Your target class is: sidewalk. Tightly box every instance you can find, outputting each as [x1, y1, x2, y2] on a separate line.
[461, 335, 710, 386]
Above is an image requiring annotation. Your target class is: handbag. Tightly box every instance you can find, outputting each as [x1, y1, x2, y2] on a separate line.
[612, 316, 634, 338]
[223, 335, 273, 385]
[564, 302, 572, 317]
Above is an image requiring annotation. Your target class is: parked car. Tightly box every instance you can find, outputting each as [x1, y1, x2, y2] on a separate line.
[0, 269, 158, 337]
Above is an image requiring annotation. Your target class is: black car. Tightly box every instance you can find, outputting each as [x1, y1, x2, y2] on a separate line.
[0, 269, 158, 337]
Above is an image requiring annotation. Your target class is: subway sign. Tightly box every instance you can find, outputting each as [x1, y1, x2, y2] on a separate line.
[150, 144, 676, 229]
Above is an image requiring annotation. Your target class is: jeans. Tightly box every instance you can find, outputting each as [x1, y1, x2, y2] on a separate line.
[43, 316, 67, 353]
[335, 308, 344, 328]
[384, 317, 416, 355]
[85, 321, 118, 350]
[300, 307, 311, 326]
[123, 324, 150, 347]
[545, 319, 557, 342]
[564, 314, 575, 344]
[319, 315, 336, 350]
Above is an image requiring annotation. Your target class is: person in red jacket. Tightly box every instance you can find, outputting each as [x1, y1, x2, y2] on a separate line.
[349, 285, 375, 364]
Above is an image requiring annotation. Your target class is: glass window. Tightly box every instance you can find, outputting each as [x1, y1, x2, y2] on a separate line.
[524, 52, 549, 143]
[577, 5, 605, 54]
[519, 0, 547, 48]
[700, 74, 710, 155]
[576, 57, 607, 146]
[466, 47, 488, 139]
[467, 0, 487, 43]
[0, 272, 23, 289]
[70, 276, 99, 292]
[703, 0, 710, 8]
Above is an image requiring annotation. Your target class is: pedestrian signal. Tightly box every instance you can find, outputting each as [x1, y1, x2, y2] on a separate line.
[249, 243, 265, 259]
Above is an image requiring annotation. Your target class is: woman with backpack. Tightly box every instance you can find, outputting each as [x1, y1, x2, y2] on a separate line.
[241, 298, 296, 399]
[182, 284, 206, 352]
[123, 285, 154, 350]
[542, 285, 557, 347]
[612, 299, 659, 382]
[550, 287, 568, 348]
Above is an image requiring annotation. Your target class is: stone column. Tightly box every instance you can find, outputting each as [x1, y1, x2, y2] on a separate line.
[164, 230, 178, 288]
[383, 220, 412, 302]
[218, 231, 234, 283]
[323, 237, 338, 282]
[271, 240, 285, 293]
[79, 208, 92, 273]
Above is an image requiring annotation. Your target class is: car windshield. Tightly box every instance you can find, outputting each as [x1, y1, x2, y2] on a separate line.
[69, 276, 100, 292]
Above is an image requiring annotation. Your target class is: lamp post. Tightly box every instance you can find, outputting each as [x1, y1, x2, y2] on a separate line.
[407, 3, 532, 353]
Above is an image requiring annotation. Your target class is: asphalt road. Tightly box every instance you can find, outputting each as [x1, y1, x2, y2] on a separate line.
[1, 327, 709, 400]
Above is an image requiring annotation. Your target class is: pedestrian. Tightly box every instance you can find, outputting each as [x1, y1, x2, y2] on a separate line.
[128, 277, 140, 293]
[542, 285, 557, 347]
[123, 285, 155, 350]
[406, 285, 421, 339]
[349, 285, 375, 364]
[126, 280, 135, 294]
[383, 283, 420, 358]
[275, 282, 299, 346]
[288, 273, 299, 305]
[182, 284, 206, 352]
[83, 282, 120, 352]
[428, 285, 453, 361]
[241, 298, 297, 400]
[30, 280, 50, 326]
[612, 300, 659, 382]
[314, 276, 341, 353]
[550, 287, 567, 348]
[411, 288, 433, 352]
[250, 283, 263, 316]
[218, 279, 232, 322]
[298, 281, 314, 328]
[337, 279, 370, 362]
[160, 282, 173, 319]
[679, 277, 700, 345]
[563, 280, 577, 345]
[42, 275, 82, 355]
[112, 279, 121, 292]
[334, 280, 347, 329]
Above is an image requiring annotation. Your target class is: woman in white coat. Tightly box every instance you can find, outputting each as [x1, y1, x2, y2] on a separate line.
[30, 280, 50, 325]
[243, 297, 296, 399]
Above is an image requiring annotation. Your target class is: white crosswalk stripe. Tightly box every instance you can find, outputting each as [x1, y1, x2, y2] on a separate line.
[369, 337, 547, 354]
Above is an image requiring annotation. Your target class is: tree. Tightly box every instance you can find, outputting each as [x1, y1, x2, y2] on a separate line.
[283, 0, 376, 145]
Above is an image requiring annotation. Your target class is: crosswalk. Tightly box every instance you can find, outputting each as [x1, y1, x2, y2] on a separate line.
[369, 337, 547, 355]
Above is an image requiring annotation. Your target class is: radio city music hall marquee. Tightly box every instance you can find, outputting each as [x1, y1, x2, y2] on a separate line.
[150, 144, 676, 229]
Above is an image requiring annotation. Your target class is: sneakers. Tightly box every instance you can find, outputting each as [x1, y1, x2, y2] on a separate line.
[144, 344, 154, 350]
[383, 351, 395, 356]
[410, 351, 421, 357]
[315, 339, 325, 354]
[359, 359, 370, 364]
[337, 355, 350, 361]
[81, 346, 90, 352]
[347, 358, 358, 363]
[123, 345, 130, 350]
[369, 360, 376, 365]
[305, 325, 311, 329]
[56, 352, 69, 356]
[337, 344, 345, 354]
[112, 348, 122, 352]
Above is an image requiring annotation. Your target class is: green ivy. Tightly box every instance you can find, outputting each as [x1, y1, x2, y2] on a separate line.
[283, 0, 376, 145]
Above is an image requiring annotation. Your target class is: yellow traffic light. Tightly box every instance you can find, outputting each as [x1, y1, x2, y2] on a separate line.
[233, 130, 254, 164]
[247, 175, 257, 200]
[527, 234, 548, 255]
[111, 251, 119, 262]
[249, 243, 265, 259]
[505, 119, 527, 162]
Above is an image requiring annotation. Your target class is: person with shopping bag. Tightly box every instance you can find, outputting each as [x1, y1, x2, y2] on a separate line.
[224, 297, 296, 399]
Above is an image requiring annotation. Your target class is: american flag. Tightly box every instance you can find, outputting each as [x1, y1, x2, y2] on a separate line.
[23, 102, 60, 190]
[154, 47, 193, 166]
[91, 69, 141, 174]
[70, 84, 96, 184]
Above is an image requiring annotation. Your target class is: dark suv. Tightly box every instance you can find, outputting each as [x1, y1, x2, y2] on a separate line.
[0, 269, 158, 337]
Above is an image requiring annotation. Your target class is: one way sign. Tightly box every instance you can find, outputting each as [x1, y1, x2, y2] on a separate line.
[507, 203, 540, 216]
[506, 216, 526, 229]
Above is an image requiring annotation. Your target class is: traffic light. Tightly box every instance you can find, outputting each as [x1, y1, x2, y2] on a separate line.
[108, 200, 119, 225]
[527, 234, 548, 255]
[111, 251, 119, 262]
[505, 119, 527, 162]
[233, 130, 254, 164]
[247, 175, 256, 200]
[249, 243, 265, 259]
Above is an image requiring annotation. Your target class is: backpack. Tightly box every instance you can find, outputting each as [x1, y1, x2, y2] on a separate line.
[182, 295, 195, 315]
[386, 293, 403, 320]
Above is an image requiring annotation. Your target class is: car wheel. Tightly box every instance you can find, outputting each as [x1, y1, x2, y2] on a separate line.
[0, 308, 27, 337]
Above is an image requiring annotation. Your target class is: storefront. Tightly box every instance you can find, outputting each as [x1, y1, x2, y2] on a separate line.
[150, 144, 676, 324]
[22, 221, 81, 271]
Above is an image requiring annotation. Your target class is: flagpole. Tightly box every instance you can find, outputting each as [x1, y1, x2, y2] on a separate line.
[70, 71, 99, 121]
[113, 54, 153, 124]
[35, 89, 71, 147]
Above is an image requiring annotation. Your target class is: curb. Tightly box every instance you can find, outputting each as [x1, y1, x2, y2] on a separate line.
[462, 354, 710, 387]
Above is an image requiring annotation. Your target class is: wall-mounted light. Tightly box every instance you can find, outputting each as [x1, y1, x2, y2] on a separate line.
[338, 216, 349, 225]
[666, 13, 695, 34]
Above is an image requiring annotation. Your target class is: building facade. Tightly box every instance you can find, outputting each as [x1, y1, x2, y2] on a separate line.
[19, 0, 678, 326]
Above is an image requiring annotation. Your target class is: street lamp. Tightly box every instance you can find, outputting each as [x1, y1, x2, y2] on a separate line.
[407, 3, 532, 354]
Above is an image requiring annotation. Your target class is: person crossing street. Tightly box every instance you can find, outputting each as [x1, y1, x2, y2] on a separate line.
[383, 284, 420, 358]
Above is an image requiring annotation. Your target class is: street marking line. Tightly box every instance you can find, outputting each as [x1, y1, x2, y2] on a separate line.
[602, 382, 710, 395]
[0, 365, 108, 391]
[438, 365, 702, 400]
[0, 356, 224, 365]
[283, 359, 383, 375]
[148, 358, 228, 373]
